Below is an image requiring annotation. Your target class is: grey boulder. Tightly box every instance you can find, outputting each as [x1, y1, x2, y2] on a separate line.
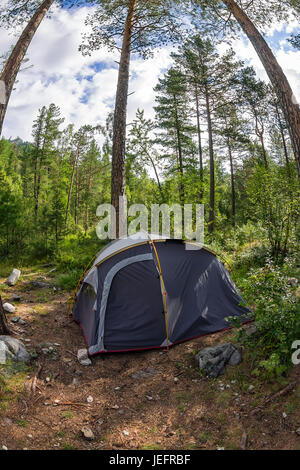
[3, 303, 16, 314]
[6, 269, 21, 287]
[77, 348, 92, 366]
[195, 343, 242, 378]
[0, 335, 30, 364]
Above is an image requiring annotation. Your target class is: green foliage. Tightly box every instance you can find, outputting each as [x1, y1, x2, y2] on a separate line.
[239, 258, 300, 377]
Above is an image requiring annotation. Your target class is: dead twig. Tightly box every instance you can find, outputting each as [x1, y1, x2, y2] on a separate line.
[251, 381, 297, 416]
[30, 363, 43, 395]
[240, 431, 248, 450]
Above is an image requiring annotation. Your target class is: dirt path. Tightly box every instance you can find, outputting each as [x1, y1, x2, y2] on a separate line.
[0, 269, 299, 450]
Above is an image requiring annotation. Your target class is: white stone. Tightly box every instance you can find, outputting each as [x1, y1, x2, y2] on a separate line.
[3, 303, 15, 314]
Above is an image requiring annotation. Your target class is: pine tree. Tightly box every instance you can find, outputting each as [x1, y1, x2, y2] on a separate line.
[80, 0, 182, 236]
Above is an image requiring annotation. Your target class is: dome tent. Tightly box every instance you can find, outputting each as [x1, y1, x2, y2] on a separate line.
[72, 232, 250, 355]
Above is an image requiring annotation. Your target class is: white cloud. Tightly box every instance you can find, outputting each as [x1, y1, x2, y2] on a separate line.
[0, 7, 299, 142]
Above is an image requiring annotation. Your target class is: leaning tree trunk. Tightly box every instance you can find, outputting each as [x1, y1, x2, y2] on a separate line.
[111, 0, 137, 238]
[0, 296, 11, 335]
[222, 0, 300, 181]
[0, 0, 54, 136]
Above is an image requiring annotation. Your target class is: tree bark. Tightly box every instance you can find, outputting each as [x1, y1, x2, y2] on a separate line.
[0, 0, 54, 136]
[223, 0, 300, 180]
[65, 147, 78, 226]
[173, 95, 185, 205]
[227, 138, 236, 226]
[195, 83, 204, 202]
[111, 0, 137, 238]
[205, 85, 215, 233]
[0, 296, 12, 335]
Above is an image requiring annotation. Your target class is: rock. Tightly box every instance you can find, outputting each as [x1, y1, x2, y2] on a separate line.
[123, 430, 130, 436]
[195, 343, 242, 379]
[81, 426, 94, 441]
[77, 348, 92, 366]
[11, 316, 20, 323]
[87, 396, 93, 403]
[248, 385, 255, 392]
[7, 269, 21, 286]
[228, 349, 242, 366]
[296, 428, 300, 436]
[0, 336, 30, 364]
[19, 319, 26, 326]
[131, 367, 156, 379]
[282, 412, 287, 419]
[31, 281, 51, 289]
[12, 294, 21, 302]
[2, 445, 8, 450]
[3, 303, 16, 314]
[287, 277, 298, 287]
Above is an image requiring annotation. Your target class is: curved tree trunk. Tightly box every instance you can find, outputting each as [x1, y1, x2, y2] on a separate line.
[223, 0, 300, 180]
[111, 0, 137, 238]
[0, 0, 54, 137]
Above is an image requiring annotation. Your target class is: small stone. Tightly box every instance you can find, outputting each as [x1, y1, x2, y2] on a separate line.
[72, 378, 79, 385]
[2, 445, 8, 450]
[7, 269, 21, 286]
[45, 377, 50, 383]
[19, 319, 26, 325]
[282, 412, 287, 419]
[12, 294, 21, 301]
[287, 277, 298, 287]
[146, 395, 153, 401]
[174, 377, 179, 383]
[248, 385, 255, 392]
[296, 428, 300, 436]
[77, 349, 92, 366]
[81, 426, 94, 441]
[3, 303, 15, 314]
[87, 396, 93, 403]
[114, 387, 121, 391]
[111, 404, 119, 409]
[27, 434, 33, 439]
[11, 316, 20, 323]
[123, 430, 130, 436]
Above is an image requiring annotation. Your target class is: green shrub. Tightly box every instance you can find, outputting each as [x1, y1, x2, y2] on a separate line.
[239, 257, 300, 377]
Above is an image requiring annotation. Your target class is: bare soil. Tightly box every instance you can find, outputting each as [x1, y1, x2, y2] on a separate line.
[0, 268, 299, 451]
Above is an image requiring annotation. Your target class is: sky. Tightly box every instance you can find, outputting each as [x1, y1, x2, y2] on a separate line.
[0, 4, 299, 143]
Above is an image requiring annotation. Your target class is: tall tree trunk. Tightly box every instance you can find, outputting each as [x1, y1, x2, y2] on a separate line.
[227, 138, 236, 226]
[274, 103, 290, 168]
[195, 83, 204, 202]
[173, 96, 185, 205]
[111, 0, 136, 238]
[223, 0, 300, 180]
[65, 148, 78, 226]
[205, 85, 215, 233]
[0, 0, 54, 136]
[0, 296, 12, 335]
[75, 163, 79, 226]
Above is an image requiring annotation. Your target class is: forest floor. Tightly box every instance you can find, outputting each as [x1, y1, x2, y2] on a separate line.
[0, 266, 299, 451]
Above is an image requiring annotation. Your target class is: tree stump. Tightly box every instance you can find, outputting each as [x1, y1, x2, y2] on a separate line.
[0, 295, 12, 335]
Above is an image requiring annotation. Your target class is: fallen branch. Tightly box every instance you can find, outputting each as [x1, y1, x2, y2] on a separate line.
[56, 402, 88, 407]
[30, 363, 43, 394]
[240, 431, 248, 450]
[251, 381, 297, 416]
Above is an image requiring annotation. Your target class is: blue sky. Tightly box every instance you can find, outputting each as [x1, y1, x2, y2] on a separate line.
[0, 4, 299, 142]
